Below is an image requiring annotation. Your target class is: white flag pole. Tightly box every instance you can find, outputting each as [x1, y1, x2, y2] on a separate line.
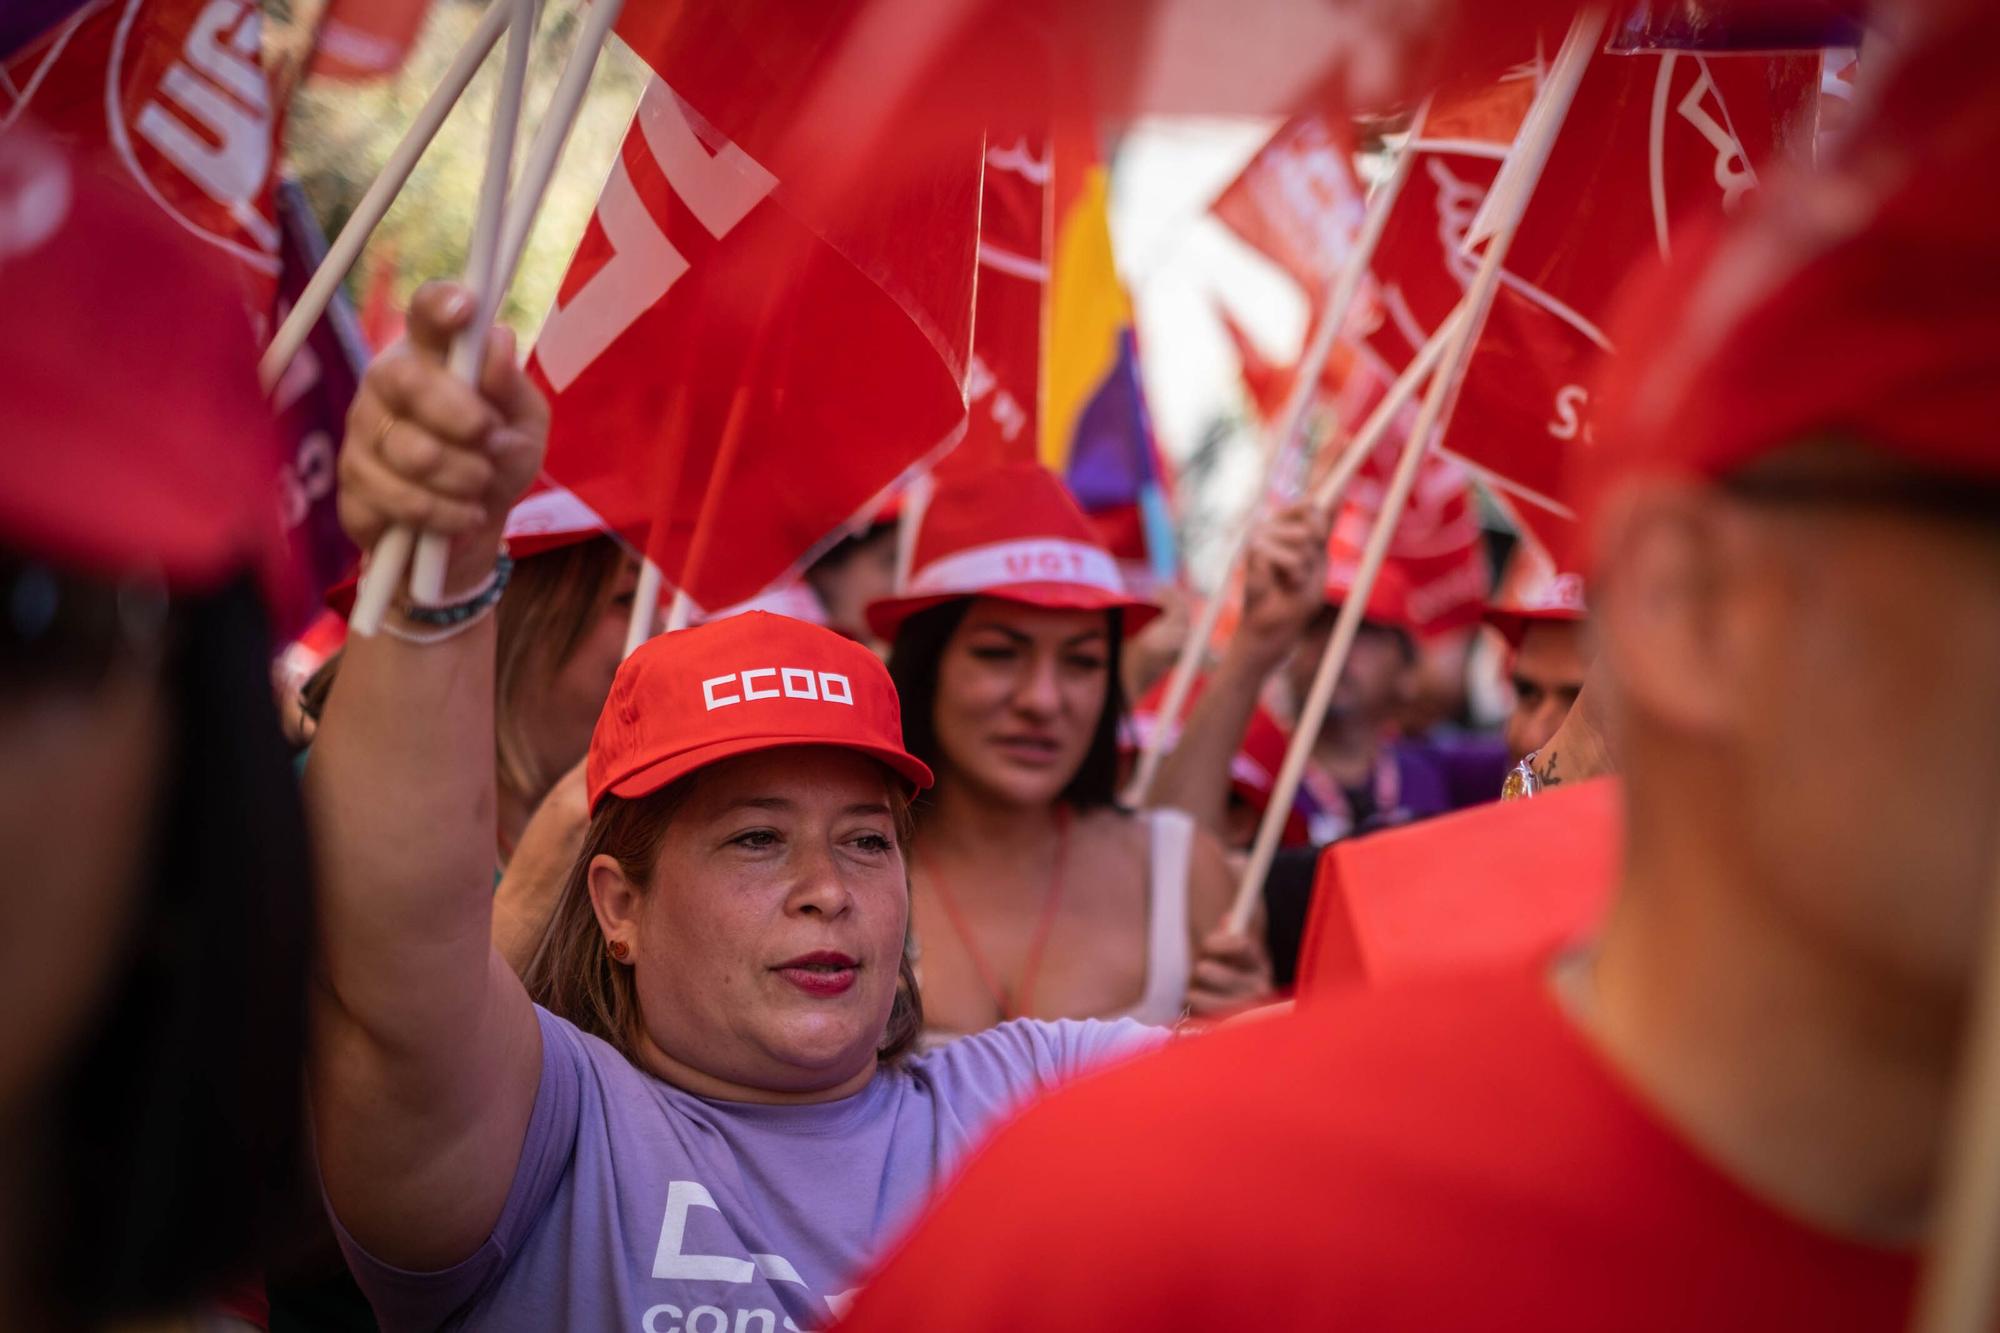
[1123, 101, 1428, 808]
[407, 0, 542, 606]
[1308, 299, 1468, 518]
[1224, 9, 1608, 936]
[258, 0, 514, 394]
[351, 0, 538, 635]
[495, 0, 627, 290]
[663, 589, 695, 634]
[1912, 831, 2000, 1333]
[623, 556, 664, 658]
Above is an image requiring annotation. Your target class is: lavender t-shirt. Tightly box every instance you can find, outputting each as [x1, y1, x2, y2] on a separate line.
[339, 1006, 1161, 1332]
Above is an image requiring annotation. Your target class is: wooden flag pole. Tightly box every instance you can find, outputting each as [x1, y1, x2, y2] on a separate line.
[1911, 835, 2000, 1333]
[408, 0, 542, 605]
[1224, 8, 1607, 935]
[495, 0, 628, 289]
[351, 0, 537, 635]
[1308, 299, 1468, 519]
[259, 0, 514, 394]
[1122, 101, 1428, 808]
[623, 557, 664, 657]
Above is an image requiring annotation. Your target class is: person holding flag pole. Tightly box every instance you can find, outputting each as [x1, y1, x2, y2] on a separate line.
[1221, 10, 1601, 937]
[1123, 99, 1431, 807]
[829, 2, 2000, 1327]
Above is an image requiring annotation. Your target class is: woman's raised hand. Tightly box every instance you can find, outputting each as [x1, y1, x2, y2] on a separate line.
[338, 281, 548, 591]
[1186, 926, 1276, 1020]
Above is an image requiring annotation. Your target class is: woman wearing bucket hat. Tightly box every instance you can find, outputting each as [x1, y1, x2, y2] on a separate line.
[308, 286, 1165, 1331]
[867, 465, 1272, 1042]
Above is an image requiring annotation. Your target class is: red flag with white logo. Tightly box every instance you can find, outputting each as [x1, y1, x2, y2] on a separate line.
[526, 29, 985, 612]
[2, 0, 281, 312]
[1442, 48, 1819, 539]
[1210, 107, 1366, 304]
[947, 115, 1049, 478]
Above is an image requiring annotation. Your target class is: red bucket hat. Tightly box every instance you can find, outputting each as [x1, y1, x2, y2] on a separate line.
[587, 611, 933, 811]
[864, 463, 1159, 642]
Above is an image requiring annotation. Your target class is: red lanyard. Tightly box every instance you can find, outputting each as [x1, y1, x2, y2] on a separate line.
[919, 806, 1071, 1023]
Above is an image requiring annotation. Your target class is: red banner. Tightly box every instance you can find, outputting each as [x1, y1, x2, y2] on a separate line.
[2, 0, 281, 313]
[527, 56, 983, 610]
[1441, 50, 1819, 537]
[1210, 109, 1365, 302]
[309, 0, 433, 82]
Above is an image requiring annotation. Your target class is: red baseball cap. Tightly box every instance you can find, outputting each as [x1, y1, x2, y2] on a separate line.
[0, 126, 290, 597]
[865, 463, 1159, 642]
[587, 611, 933, 811]
[1322, 548, 1419, 637]
[1483, 569, 1586, 648]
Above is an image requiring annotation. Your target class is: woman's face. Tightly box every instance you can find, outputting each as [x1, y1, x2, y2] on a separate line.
[932, 599, 1111, 807]
[524, 556, 639, 791]
[593, 747, 910, 1098]
[0, 667, 162, 1117]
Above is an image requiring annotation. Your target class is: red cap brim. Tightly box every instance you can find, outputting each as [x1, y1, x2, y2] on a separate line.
[596, 734, 934, 812]
[1482, 605, 1586, 649]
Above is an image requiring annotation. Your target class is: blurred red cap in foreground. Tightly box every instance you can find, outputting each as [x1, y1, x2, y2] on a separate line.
[0, 126, 290, 599]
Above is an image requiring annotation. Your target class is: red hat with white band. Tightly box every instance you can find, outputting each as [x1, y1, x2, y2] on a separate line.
[587, 611, 933, 811]
[864, 463, 1159, 642]
[1483, 568, 1587, 648]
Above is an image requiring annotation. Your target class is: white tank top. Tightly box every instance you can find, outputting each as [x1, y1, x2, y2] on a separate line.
[918, 808, 1196, 1047]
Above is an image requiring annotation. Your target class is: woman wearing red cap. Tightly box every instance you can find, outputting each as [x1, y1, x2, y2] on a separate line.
[866, 465, 1271, 1042]
[307, 286, 1168, 1331]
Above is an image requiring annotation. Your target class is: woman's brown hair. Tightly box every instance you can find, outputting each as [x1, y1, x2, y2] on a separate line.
[521, 767, 925, 1066]
[494, 536, 628, 805]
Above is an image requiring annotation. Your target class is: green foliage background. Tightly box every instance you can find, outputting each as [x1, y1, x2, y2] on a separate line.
[282, 0, 649, 339]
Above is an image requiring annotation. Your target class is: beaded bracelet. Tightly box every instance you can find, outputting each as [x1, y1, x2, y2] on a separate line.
[396, 551, 513, 628]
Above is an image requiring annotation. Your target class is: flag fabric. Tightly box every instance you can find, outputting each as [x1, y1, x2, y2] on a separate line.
[269, 178, 364, 606]
[1, 0, 282, 313]
[0, 0, 93, 63]
[948, 115, 1050, 476]
[1209, 107, 1367, 305]
[1328, 441, 1492, 638]
[1443, 48, 1819, 544]
[527, 9, 986, 613]
[1214, 302, 1293, 421]
[1039, 115, 1177, 585]
[308, 0, 434, 82]
[1296, 778, 1620, 997]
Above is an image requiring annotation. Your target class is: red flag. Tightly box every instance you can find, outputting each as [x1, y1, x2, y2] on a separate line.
[947, 120, 1049, 477]
[1209, 108, 1365, 303]
[309, 0, 434, 82]
[1, 0, 282, 314]
[1327, 441, 1491, 638]
[1296, 778, 1620, 997]
[1442, 49, 1819, 535]
[527, 50, 983, 611]
[1214, 303, 1292, 421]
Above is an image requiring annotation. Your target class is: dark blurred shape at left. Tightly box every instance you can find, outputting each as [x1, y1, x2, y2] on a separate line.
[0, 123, 313, 1327]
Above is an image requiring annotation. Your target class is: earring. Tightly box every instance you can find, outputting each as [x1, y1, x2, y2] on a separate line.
[608, 939, 631, 962]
